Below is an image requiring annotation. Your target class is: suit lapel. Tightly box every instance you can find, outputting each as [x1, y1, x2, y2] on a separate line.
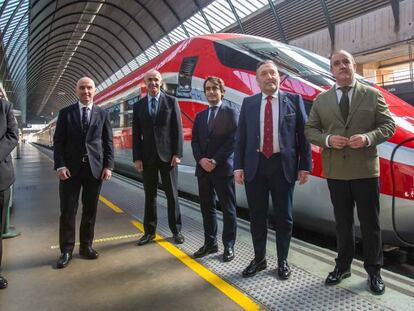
[346, 81, 366, 125]
[278, 91, 287, 129]
[71, 103, 82, 133]
[89, 105, 98, 128]
[252, 94, 261, 138]
[326, 87, 345, 124]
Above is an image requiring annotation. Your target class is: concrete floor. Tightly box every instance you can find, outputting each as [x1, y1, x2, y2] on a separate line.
[0, 144, 243, 311]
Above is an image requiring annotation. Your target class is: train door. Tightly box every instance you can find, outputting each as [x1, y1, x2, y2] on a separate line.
[390, 139, 414, 246]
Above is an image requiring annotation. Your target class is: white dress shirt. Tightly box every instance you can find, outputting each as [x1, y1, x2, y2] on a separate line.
[260, 92, 280, 153]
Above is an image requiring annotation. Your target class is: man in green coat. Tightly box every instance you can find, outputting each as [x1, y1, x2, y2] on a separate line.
[305, 50, 395, 295]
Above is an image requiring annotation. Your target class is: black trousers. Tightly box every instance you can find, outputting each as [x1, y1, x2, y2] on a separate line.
[245, 154, 294, 261]
[327, 177, 382, 274]
[197, 174, 237, 248]
[0, 187, 11, 269]
[59, 162, 102, 253]
[142, 161, 182, 235]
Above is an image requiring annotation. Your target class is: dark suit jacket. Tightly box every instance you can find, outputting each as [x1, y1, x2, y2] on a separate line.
[234, 91, 312, 183]
[0, 100, 19, 191]
[191, 102, 238, 177]
[132, 92, 183, 164]
[53, 103, 114, 180]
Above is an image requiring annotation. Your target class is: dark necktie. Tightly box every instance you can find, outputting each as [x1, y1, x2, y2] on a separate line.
[262, 95, 273, 158]
[82, 107, 89, 133]
[339, 86, 350, 121]
[150, 97, 157, 119]
[207, 106, 218, 132]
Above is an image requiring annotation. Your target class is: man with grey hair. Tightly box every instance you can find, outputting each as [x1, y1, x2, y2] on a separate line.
[133, 69, 184, 245]
[54, 77, 114, 269]
[305, 50, 395, 295]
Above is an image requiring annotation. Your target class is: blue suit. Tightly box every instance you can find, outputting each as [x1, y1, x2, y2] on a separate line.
[234, 91, 311, 261]
[191, 102, 238, 248]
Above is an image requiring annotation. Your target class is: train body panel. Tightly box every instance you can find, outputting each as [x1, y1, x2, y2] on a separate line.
[34, 33, 414, 247]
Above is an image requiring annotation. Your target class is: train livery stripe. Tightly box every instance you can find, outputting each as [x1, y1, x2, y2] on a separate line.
[98, 195, 261, 310]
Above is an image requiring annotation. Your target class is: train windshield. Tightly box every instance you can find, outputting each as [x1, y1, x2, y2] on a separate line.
[219, 36, 338, 88]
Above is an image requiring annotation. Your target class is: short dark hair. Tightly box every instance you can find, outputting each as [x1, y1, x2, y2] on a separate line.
[256, 59, 277, 72]
[203, 76, 226, 94]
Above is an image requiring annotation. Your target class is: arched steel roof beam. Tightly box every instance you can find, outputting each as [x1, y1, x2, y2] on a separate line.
[29, 13, 146, 60]
[159, 0, 190, 37]
[26, 56, 105, 92]
[28, 43, 116, 80]
[193, 0, 214, 33]
[226, 0, 244, 33]
[134, 0, 174, 45]
[1, 34, 27, 89]
[27, 54, 106, 87]
[30, 1, 154, 55]
[268, 0, 287, 43]
[319, 0, 335, 50]
[28, 23, 136, 67]
[0, 0, 11, 18]
[28, 71, 80, 94]
[0, 0, 25, 43]
[27, 61, 102, 91]
[28, 29, 130, 68]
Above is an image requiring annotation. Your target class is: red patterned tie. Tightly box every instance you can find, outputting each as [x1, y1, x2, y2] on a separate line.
[263, 95, 273, 158]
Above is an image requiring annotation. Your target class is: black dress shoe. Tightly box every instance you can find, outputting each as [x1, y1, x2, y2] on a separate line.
[242, 258, 267, 278]
[79, 246, 99, 259]
[325, 266, 351, 285]
[137, 233, 155, 246]
[368, 272, 385, 295]
[277, 260, 291, 280]
[57, 252, 72, 269]
[173, 233, 185, 244]
[0, 275, 8, 289]
[193, 244, 219, 258]
[223, 247, 234, 262]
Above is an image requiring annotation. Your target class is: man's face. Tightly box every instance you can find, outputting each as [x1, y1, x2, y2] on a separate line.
[76, 78, 95, 104]
[330, 52, 356, 86]
[256, 62, 280, 95]
[204, 81, 223, 106]
[144, 71, 162, 97]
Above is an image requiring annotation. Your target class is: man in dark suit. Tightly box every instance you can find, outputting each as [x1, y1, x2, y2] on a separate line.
[191, 77, 238, 262]
[0, 98, 19, 289]
[133, 69, 184, 245]
[54, 77, 114, 269]
[234, 60, 311, 279]
[305, 50, 395, 295]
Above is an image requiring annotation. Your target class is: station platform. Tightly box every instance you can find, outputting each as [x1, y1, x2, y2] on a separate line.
[1, 143, 413, 311]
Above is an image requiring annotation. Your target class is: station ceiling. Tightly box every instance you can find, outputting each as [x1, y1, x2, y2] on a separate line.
[0, 0, 395, 124]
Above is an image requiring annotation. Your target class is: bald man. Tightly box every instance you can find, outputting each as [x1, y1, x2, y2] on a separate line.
[54, 77, 114, 268]
[133, 70, 184, 245]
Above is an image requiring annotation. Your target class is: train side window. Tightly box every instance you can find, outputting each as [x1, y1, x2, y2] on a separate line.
[214, 42, 257, 72]
[176, 56, 198, 98]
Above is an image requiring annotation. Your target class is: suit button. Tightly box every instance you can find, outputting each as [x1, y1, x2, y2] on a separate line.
[345, 126, 349, 130]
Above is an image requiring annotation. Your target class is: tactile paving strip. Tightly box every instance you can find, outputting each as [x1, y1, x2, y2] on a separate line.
[103, 176, 389, 311]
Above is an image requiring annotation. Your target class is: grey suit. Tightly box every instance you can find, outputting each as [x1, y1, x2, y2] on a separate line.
[305, 81, 395, 273]
[0, 99, 19, 269]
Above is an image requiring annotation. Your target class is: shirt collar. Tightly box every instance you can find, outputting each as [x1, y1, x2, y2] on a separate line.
[79, 101, 93, 110]
[148, 92, 161, 102]
[209, 101, 222, 109]
[261, 91, 278, 101]
[335, 79, 357, 90]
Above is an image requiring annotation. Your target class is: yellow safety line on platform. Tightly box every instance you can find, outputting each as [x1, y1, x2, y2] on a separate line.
[129, 219, 260, 310]
[50, 233, 140, 249]
[99, 195, 124, 213]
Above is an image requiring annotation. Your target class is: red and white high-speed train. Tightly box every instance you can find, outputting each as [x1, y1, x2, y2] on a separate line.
[35, 33, 414, 248]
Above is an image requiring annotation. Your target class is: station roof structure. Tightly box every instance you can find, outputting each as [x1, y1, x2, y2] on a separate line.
[0, 0, 393, 124]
